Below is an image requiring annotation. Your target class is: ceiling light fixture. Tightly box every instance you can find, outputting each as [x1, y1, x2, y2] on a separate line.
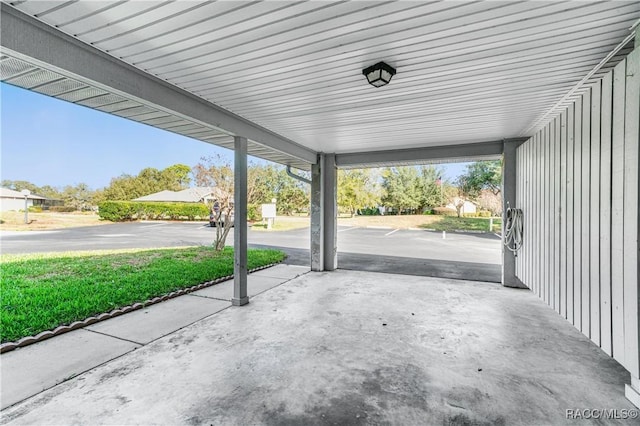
[362, 61, 396, 87]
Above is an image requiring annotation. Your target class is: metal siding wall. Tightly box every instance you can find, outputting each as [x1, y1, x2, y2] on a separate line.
[600, 71, 613, 356]
[526, 138, 533, 287]
[566, 104, 575, 324]
[590, 82, 602, 346]
[544, 126, 550, 304]
[581, 90, 592, 338]
[611, 59, 626, 363]
[554, 115, 562, 314]
[514, 49, 639, 376]
[537, 131, 543, 298]
[574, 97, 583, 332]
[560, 110, 568, 319]
[622, 48, 639, 378]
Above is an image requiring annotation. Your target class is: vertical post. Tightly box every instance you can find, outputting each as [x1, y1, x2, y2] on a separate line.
[310, 159, 324, 271]
[322, 153, 338, 271]
[503, 140, 527, 288]
[232, 136, 249, 306]
[21, 189, 31, 224]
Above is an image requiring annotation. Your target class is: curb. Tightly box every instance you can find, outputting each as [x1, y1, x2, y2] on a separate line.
[0, 262, 282, 354]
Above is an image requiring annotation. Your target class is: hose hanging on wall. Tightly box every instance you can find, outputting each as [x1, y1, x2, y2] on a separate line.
[504, 205, 523, 256]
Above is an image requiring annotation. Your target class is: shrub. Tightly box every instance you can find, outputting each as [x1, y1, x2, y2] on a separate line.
[247, 204, 261, 221]
[50, 206, 76, 212]
[358, 207, 380, 216]
[97, 201, 209, 222]
[432, 207, 457, 216]
[28, 206, 43, 213]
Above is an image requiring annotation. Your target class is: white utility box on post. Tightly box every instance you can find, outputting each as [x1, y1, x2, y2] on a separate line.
[261, 202, 276, 229]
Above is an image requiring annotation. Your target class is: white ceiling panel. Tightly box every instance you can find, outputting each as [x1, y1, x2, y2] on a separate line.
[2, 0, 639, 162]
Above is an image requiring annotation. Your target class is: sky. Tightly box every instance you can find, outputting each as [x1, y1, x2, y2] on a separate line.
[1, 82, 468, 190]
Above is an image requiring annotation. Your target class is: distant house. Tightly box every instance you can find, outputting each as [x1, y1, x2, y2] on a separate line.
[133, 187, 227, 204]
[0, 187, 48, 211]
[445, 197, 477, 215]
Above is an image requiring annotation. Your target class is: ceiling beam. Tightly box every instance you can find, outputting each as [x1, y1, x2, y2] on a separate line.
[335, 139, 528, 169]
[0, 4, 317, 165]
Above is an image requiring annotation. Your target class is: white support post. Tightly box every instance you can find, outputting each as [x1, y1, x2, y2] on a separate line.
[310, 154, 337, 271]
[232, 136, 249, 306]
[310, 160, 324, 271]
[503, 140, 527, 288]
[322, 154, 338, 271]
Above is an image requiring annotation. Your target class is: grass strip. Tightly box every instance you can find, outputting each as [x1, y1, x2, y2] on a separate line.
[421, 216, 502, 232]
[0, 246, 285, 343]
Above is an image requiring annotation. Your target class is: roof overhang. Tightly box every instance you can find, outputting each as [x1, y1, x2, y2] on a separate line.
[1, 2, 638, 170]
[0, 4, 316, 170]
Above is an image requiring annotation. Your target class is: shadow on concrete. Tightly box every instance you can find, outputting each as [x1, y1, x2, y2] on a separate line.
[249, 244, 501, 283]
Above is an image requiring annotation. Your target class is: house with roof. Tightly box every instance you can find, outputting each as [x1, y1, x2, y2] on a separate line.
[0, 187, 48, 211]
[133, 187, 227, 205]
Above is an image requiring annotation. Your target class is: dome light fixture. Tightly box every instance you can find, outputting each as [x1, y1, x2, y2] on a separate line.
[362, 61, 396, 87]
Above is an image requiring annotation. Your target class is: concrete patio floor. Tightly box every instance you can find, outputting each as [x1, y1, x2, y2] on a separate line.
[1, 269, 635, 425]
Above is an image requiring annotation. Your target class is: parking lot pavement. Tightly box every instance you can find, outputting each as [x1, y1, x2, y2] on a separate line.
[337, 226, 501, 265]
[0, 222, 215, 254]
[0, 222, 501, 275]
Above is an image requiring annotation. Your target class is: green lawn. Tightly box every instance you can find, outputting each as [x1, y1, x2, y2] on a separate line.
[421, 216, 502, 232]
[0, 246, 285, 343]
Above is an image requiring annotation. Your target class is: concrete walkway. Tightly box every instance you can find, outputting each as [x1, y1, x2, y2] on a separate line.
[0, 264, 309, 411]
[1, 269, 636, 425]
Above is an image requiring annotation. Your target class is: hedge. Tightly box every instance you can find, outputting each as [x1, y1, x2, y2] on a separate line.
[98, 201, 209, 222]
[432, 207, 457, 216]
[49, 206, 76, 212]
[462, 210, 493, 218]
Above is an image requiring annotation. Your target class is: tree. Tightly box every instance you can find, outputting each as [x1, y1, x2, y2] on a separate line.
[417, 165, 445, 210]
[101, 174, 144, 201]
[454, 160, 503, 217]
[338, 169, 381, 217]
[101, 164, 192, 201]
[61, 183, 94, 210]
[381, 167, 422, 214]
[1, 180, 66, 203]
[37, 185, 63, 200]
[160, 164, 192, 190]
[477, 191, 502, 216]
[247, 165, 308, 215]
[273, 169, 309, 215]
[1, 180, 41, 194]
[192, 156, 235, 251]
[457, 160, 502, 199]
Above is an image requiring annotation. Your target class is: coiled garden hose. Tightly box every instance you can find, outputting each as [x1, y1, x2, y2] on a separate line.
[504, 207, 523, 256]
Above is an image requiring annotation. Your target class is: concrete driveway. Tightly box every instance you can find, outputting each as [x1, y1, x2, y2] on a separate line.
[0, 222, 502, 282]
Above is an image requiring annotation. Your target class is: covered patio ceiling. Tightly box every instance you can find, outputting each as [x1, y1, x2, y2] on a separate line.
[1, 1, 639, 168]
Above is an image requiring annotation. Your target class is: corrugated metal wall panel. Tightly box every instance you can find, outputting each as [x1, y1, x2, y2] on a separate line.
[622, 47, 639, 379]
[600, 71, 613, 357]
[566, 103, 575, 325]
[515, 48, 639, 377]
[611, 59, 626, 364]
[590, 81, 602, 346]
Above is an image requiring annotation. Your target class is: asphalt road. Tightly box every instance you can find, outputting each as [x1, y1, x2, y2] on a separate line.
[1, 222, 502, 282]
